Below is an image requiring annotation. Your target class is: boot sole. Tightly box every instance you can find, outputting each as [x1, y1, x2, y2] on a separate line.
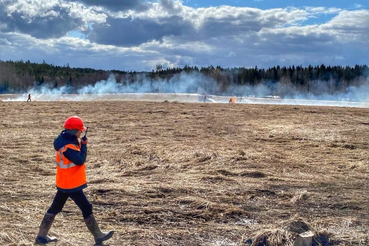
[95, 231, 114, 245]
[35, 236, 58, 244]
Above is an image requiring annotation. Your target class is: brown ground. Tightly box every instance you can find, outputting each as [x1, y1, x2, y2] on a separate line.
[0, 101, 368, 246]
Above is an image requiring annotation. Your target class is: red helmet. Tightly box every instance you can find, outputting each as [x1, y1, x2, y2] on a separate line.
[64, 116, 86, 131]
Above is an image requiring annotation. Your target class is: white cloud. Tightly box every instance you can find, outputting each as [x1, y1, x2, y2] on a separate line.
[353, 4, 365, 9]
[304, 7, 342, 15]
[0, 37, 10, 45]
[64, 0, 150, 12]
[0, 0, 368, 70]
[319, 10, 369, 42]
[225, 51, 236, 58]
[0, 0, 107, 38]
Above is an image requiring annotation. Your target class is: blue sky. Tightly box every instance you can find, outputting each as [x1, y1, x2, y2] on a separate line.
[0, 0, 368, 71]
[186, 0, 367, 9]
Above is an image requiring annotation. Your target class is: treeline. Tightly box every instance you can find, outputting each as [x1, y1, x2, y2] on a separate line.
[0, 60, 109, 93]
[0, 60, 368, 96]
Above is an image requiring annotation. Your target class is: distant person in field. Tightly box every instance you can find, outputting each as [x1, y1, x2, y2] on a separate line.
[35, 116, 114, 245]
[27, 94, 31, 102]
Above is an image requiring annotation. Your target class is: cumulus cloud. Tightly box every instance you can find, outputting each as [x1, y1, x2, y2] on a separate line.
[0, 31, 161, 70]
[0, 0, 367, 70]
[87, 4, 312, 47]
[0, 0, 106, 38]
[320, 10, 369, 38]
[64, 0, 150, 11]
[88, 15, 195, 47]
[304, 7, 342, 15]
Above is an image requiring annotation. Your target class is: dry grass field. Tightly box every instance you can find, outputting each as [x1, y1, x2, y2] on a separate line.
[0, 101, 368, 246]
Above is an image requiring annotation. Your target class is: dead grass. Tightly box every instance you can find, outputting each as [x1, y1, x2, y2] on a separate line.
[0, 101, 368, 246]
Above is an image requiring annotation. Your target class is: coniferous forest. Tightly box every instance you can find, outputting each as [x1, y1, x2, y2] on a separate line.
[0, 60, 368, 99]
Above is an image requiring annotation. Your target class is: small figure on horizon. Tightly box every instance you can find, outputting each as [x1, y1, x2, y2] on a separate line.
[27, 94, 31, 102]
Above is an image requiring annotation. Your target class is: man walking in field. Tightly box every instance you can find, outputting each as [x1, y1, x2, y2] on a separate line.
[27, 94, 31, 102]
[35, 116, 114, 245]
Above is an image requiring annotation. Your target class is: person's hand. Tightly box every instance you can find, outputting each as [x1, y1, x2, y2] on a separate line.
[81, 136, 88, 145]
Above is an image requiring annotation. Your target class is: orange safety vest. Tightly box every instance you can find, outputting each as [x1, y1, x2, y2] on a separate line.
[55, 144, 87, 190]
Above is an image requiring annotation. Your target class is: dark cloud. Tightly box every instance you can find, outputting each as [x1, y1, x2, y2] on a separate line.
[159, 0, 176, 10]
[254, 30, 337, 54]
[0, 1, 87, 39]
[198, 17, 264, 39]
[88, 16, 195, 47]
[86, 7, 292, 47]
[64, 0, 150, 11]
[2, 9, 83, 39]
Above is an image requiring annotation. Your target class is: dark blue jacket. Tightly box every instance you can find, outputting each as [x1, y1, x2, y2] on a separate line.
[54, 130, 87, 192]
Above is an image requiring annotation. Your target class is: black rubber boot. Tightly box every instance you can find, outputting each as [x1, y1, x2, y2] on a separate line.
[84, 214, 114, 245]
[35, 213, 58, 244]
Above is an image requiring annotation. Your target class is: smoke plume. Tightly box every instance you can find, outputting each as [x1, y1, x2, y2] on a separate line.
[5, 71, 369, 107]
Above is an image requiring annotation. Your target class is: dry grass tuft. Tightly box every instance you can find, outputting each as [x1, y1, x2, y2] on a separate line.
[250, 229, 295, 246]
[283, 216, 312, 234]
[247, 217, 331, 246]
[290, 190, 310, 204]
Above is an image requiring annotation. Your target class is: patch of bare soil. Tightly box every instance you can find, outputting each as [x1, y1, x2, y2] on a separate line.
[0, 101, 368, 246]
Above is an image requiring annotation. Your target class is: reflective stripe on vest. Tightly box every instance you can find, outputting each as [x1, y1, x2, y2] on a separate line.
[56, 146, 77, 169]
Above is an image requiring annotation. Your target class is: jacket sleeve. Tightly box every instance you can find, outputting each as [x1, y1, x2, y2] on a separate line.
[63, 144, 87, 166]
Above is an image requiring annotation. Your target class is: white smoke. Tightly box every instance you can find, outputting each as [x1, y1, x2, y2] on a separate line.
[30, 83, 72, 95]
[286, 83, 369, 102]
[13, 83, 73, 101]
[226, 84, 272, 98]
[77, 75, 125, 94]
[5, 71, 369, 107]
[338, 84, 369, 102]
[77, 72, 218, 95]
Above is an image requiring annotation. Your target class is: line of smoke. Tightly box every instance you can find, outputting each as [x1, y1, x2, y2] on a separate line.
[77, 73, 219, 95]
[225, 80, 369, 102]
[8, 71, 369, 103]
[15, 83, 74, 101]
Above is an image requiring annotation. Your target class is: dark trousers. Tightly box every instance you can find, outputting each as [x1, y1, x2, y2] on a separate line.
[47, 190, 93, 219]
